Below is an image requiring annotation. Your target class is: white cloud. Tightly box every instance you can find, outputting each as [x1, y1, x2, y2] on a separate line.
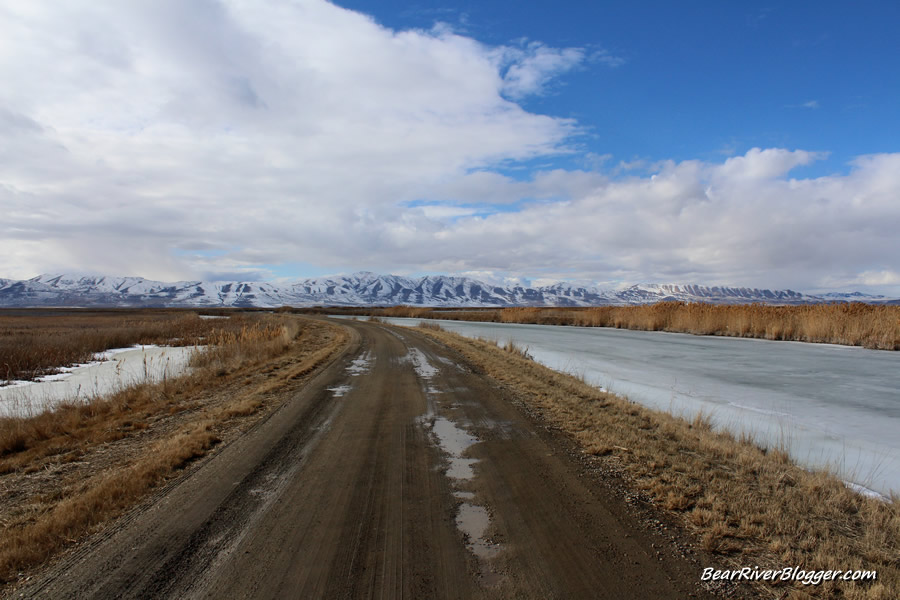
[786, 100, 820, 109]
[394, 149, 900, 293]
[857, 270, 900, 286]
[713, 147, 825, 181]
[497, 41, 585, 99]
[415, 205, 480, 219]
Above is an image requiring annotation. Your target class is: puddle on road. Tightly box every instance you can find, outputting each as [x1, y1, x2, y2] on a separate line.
[431, 417, 480, 480]
[421, 411, 504, 576]
[432, 417, 478, 459]
[447, 457, 479, 480]
[456, 503, 501, 560]
[402, 333, 504, 575]
[435, 356, 465, 371]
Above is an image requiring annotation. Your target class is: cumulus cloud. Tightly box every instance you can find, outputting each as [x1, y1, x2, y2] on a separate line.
[389, 149, 900, 293]
[0, 1, 898, 295]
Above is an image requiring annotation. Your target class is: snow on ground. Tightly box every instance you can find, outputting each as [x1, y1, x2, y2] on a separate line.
[402, 348, 439, 379]
[346, 351, 374, 376]
[0, 345, 200, 418]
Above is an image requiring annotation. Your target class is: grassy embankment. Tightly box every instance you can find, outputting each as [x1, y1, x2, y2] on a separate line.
[310, 302, 900, 350]
[0, 311, 347, 586]
[415, 322, 899, 600]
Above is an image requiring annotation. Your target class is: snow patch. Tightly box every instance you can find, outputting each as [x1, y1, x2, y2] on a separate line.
[0, 345, 199, 418]
[346, 351, 373, 376]
[843, 481, 891, 502]
[403, 348, 438, 379]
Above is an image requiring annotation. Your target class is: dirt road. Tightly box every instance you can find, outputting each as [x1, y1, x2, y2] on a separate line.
[21, 319, 714, 599]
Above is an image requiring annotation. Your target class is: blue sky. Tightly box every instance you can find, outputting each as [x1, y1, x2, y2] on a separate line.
[339, 0, 899, 175]
[1, 0, 899, 293]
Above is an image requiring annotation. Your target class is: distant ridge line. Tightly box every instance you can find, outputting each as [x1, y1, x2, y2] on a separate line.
[0, 272, 893, 308]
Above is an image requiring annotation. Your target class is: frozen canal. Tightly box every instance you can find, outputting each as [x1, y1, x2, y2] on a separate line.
[375, 317, 900, 497]
[0, 345, 199, 418]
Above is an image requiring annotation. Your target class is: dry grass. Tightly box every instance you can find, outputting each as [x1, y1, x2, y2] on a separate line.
[417, 327, 899, 599]
[318, 302, 900, 350]
[0, 314, 347, 585]
[0, 420, 221, 575]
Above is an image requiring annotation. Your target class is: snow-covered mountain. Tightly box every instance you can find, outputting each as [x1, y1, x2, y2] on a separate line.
[0, 272, 892, 308]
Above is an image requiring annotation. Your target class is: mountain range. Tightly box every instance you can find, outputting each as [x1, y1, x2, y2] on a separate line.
[0, 273, 894, 308]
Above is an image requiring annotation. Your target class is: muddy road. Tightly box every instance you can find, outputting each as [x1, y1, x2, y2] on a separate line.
[21, 319, 714, 599]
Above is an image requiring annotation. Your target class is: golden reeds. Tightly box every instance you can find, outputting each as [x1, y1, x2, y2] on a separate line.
[0, 310, 254, 383]
[319, 302, 900, 350]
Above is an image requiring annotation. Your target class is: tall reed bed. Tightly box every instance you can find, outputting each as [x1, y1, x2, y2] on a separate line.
[0, 309, 252, 383]
[191, 318, 301, 372]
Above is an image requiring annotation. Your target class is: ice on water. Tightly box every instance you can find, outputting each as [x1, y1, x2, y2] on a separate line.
[382, 317, 900, 497]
